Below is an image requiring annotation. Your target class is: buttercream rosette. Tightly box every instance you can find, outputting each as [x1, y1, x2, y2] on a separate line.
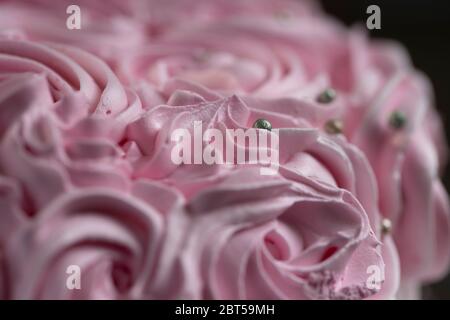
[0, 0, 448, 300]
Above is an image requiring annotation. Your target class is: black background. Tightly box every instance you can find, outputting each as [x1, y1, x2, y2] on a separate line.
[320, 0, 450, 299]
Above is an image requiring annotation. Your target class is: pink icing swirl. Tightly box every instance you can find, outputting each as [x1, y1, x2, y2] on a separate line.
[2, 186, 183, 299]
[116, 5, 449, 293]
[126, 90, 399, 299]
[0, 0, 448, 300]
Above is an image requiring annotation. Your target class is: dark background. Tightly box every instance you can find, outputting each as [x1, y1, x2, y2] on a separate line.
[320, 0, 450, 299]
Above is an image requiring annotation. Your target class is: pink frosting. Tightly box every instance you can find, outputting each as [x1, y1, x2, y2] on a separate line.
[126, 89, 401, 299]
[0, 0, 316, 65]
[0, 0, 448, 300]
[4, 188, 168, 299]
[119, 9, 449, 294]
[0, 39, 399, 298]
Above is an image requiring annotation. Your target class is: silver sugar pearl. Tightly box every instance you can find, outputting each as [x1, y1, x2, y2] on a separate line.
[389, 110, 407, 130]
[253, 119, 272, 131]
[317, 88, 337, 104]
[381, 218, 393, 235]
[324, 119, 344, 135]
